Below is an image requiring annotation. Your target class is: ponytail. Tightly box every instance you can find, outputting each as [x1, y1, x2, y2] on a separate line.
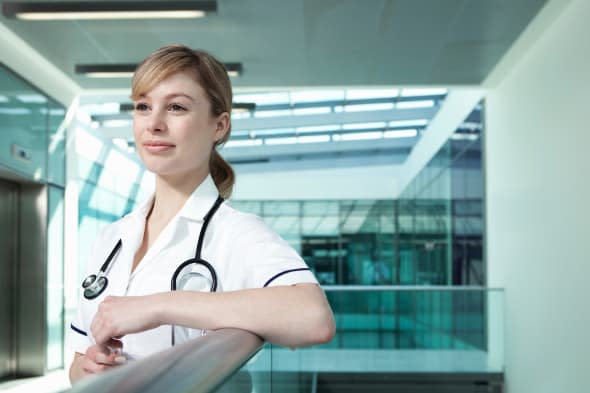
[210, 149, 235, 199]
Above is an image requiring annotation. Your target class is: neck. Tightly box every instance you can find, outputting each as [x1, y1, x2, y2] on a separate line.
[150, 169, 210, 223]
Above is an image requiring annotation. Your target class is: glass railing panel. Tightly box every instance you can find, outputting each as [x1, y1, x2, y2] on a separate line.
[221, 343, 272, 393]
[268, 286, 503, 392]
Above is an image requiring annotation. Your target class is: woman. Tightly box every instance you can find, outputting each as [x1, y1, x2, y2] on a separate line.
[69, 44, 335, 383]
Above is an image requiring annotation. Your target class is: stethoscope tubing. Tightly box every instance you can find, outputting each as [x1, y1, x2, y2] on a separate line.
[81, 196, 225, 346]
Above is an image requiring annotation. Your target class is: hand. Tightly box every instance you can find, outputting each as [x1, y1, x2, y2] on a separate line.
[71, 340, 125, 382]
[90, 295, 161, 345]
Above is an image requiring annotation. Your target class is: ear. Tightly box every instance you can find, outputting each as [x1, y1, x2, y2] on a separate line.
[213, 112, 231, 142]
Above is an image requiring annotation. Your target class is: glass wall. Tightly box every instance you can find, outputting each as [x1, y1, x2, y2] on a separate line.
[74, 128, 152, 283]
[0, 64, 65, 185]
[232, 102, 485, 352]
[233, 102, 484, 289]
[0, 63, 66, 371]
[399, 102, 484, 286]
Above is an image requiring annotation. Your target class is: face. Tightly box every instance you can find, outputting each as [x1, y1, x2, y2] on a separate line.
[132, 72, 229, 180]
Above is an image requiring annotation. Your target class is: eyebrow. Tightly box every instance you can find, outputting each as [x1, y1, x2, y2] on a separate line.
[137, 93, 195, 101]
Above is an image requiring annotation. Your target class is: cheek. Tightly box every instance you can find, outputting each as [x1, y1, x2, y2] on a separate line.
[132, 119, 143, 140]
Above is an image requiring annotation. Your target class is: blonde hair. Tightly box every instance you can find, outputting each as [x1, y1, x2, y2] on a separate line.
[132, 44, 235, 198]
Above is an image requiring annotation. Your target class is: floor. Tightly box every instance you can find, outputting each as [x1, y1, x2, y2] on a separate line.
[0, 370, 70, 393]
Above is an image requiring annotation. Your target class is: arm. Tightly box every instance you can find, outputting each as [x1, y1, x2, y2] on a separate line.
[90, 283, 335, 348]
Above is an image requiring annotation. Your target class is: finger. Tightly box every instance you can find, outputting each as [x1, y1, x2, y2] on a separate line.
[82, 356, 107, 374]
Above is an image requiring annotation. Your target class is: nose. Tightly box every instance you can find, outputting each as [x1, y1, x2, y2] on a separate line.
[146, 108, 167, 133]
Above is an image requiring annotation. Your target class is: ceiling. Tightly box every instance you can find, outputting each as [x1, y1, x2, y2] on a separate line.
[0, 0, 547, 171]
[1, 0, 547, 88]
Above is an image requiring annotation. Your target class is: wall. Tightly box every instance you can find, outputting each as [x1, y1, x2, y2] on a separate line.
[485, 0, 589, 392]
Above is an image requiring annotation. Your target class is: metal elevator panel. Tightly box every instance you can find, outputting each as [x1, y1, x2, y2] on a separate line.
[0, 179, 18, 379]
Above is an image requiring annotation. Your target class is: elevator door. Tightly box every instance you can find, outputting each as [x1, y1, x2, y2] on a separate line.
[0, 179, 17, 379]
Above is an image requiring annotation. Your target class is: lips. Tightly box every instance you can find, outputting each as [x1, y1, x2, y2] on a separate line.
[143, 141, 175, 153]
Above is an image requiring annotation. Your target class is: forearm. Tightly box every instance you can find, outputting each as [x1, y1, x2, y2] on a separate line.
[151, 284, 335, 348]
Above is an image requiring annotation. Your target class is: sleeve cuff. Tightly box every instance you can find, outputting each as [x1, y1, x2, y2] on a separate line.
[67, 323, 92, 355]
[263, 268, 318, 287]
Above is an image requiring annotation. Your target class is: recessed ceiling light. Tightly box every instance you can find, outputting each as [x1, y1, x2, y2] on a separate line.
[2, 1, 217, 20]
[75, 62, 242, 78]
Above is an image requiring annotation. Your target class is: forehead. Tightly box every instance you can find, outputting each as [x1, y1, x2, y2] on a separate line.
[140, 71, 205, 98]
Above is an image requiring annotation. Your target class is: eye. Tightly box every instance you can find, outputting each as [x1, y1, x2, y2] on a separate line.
[134, 102, 149, 111]
[169, 103, 186, 112]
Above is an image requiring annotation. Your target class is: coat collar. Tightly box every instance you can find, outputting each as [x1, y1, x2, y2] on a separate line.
[125, 175, 220, 224]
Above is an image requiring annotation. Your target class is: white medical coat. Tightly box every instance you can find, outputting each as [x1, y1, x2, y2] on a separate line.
[69, 175, 318, 359]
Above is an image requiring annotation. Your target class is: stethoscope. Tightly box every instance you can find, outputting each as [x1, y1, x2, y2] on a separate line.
[81, 196, 224, 344]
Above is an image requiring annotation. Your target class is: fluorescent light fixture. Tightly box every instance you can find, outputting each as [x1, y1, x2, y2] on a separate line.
[451, 133, 479, 141]
[2, 1, 216, 20]
[296, 124, 340, 133]
[401, 88, 447, 97]
[0, 95, 9, 103]
[252, 128, 295, 136]
[234, 92, 290, 106]
[0, 107, 31, 115]
[225, 139, 263, 148]
[265, 137, 298, 145]
[254, 110, 292, 118]
[290, 90, 344, 103]
[103, 119, 132, 128]
[396, 100, 435, 109]
[39, 108, 66, 116]
[342, 122, 387, 130]
[16, 94, 47, 104]
[84, 102, 121, 115]
[340, 131, 383, 141]
[231, 130, 250, 137]
[76, 61, 242, 78]
[298, 135, 330, 144]
[384, 129, 417, 138]
[75, 64, 136, 78]
[388, 119, 429, 128]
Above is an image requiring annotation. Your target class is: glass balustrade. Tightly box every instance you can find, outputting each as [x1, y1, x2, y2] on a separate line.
[232, 286, 503, 392]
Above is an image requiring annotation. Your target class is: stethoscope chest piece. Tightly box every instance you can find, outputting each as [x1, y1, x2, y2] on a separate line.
[82, 274, 108, 300]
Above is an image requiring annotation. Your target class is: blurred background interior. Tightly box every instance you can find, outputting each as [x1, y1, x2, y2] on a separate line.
[0, 0, 588, 392]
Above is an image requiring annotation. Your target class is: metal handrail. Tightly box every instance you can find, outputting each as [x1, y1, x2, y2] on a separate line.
[324, 285, 502, 291]
[62, 329, 264, 393]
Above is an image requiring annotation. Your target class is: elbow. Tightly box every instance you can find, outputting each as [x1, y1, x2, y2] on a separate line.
[306, 305, 336, 345]
[315, 314, 336, 344]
